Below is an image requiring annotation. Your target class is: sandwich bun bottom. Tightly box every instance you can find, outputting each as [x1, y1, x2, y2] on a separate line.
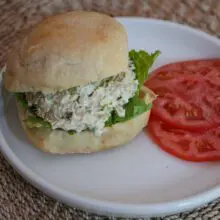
[17, 102, 151, 154]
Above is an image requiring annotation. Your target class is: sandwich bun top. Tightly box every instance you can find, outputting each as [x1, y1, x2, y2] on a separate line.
[4, 11, 128, 93]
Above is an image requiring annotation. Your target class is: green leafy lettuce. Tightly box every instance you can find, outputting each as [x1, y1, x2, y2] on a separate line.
[26, 116, 52, 128]
[15, 93, 28, 109]
[129, 49, 160, 90]
[105, 98, 152, 126]
[105, 49, 160, 127]
[15, 50, 160, 131]
[15, 93, 52, 129]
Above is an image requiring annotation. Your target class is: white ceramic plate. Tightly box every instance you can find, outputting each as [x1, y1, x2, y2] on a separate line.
[0, 18, 220, 218]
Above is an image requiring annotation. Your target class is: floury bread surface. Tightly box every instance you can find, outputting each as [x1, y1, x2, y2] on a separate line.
[4, 11, 128, 93]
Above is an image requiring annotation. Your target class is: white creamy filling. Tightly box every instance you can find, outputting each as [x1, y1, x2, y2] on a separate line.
[26, 66, 138, 136]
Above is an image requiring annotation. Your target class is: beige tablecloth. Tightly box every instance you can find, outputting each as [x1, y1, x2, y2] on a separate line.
[0, 0, 220, 219]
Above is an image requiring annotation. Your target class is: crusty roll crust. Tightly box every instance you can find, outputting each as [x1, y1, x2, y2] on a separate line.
[4, 11, 128, 92]
[17, 102, 151, 154]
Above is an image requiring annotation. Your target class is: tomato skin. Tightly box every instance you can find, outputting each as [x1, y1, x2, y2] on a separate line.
[147, 115, 220, 162]
[146, 59, 220, 131]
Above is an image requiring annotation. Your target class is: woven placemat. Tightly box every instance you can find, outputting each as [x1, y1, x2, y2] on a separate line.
[0, 0, 220, 219]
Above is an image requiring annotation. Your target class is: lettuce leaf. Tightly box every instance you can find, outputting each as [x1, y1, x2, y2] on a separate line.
[68, 130, 76, 135]
[15, 93, 28, 109]
[25, 116, 52, 128]
[105, 49, 160, 127]
[105, 95, 152, 127]
[129, 49, 160, 90]
[15, 93, 53, 129]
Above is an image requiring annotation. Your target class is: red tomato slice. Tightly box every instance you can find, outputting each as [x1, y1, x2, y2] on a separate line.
[151, 87, 212, 130]
[147, 115, 220, 162]
[146, 59, 220, 131]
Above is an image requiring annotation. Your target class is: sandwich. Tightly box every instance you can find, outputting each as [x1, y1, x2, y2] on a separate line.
[3, 11, 159, 153]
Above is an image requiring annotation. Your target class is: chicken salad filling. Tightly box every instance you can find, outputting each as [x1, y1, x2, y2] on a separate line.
[25, 68, 138, 136]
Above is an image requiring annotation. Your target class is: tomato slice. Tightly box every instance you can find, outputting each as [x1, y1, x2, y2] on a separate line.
[148, 115, 220, 162]
[151, 87, 212, 130]
[146, 59, 220, 131]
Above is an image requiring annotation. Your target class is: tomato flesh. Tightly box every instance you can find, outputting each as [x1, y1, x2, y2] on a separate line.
[146, 59, 220, 131]
[148, 116, 220, 162]
[150, 86, 216, 131]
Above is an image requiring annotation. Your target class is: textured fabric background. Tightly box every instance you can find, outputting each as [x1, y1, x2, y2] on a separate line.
[0, 0, 220, 219]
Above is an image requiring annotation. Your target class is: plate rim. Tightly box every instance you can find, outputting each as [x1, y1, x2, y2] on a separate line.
[0, 17, 220, 218]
